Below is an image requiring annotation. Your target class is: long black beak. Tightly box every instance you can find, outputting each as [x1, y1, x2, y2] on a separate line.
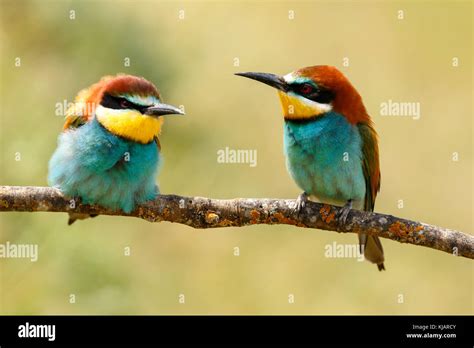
[235, 72, 289, 92]
[145, 103, 184, 116]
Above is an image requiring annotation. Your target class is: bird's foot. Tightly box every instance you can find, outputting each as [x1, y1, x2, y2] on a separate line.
[293, 192, 308, 216]
[336, 199, 353, 226]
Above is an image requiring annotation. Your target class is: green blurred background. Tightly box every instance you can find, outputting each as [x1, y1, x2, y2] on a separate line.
[0, 0, 472, 314]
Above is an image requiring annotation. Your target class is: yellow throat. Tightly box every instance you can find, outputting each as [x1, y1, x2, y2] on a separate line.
[277, 91, 332, 120]
[96, 105, 163, 144]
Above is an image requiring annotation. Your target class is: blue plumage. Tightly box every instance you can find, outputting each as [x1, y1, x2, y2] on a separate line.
[235, 67, 385, 270]
[284, 112, 366, 209]
[48, 118, 160, 213]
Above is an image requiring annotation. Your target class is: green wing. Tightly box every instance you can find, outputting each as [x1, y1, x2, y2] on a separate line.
[357, 122, 381, 212]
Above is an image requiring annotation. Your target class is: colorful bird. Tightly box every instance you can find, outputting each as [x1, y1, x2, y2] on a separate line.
[236, 66, 384, 270]
[48, 74, 184, 224]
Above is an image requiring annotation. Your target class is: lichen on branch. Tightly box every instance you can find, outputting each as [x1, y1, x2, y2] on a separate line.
[0, 186, 472, 260]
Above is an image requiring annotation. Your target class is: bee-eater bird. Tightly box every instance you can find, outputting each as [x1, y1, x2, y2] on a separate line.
[236, 66, 384, 270]
[48, 74, 184, 225]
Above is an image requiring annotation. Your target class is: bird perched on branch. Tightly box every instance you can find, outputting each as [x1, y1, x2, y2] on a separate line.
[48, 74, 184, 224]
[236, 66, 384, 270]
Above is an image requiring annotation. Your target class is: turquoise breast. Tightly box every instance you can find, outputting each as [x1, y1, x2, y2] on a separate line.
[48, 118, 160, 213]
[283, 112, 366, 208]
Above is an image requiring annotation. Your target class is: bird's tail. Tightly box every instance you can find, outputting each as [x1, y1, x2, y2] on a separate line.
[359, 234, 385, 271]
[68, 213, 98, 225]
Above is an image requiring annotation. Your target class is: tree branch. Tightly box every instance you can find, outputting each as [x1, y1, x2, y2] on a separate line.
[0, 185, 472, 260]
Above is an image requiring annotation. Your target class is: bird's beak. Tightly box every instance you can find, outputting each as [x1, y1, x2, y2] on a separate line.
[235, 72, 289, 92]
[145, 103, 184, 117]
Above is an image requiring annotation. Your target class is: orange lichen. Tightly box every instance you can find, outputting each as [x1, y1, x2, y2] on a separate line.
[274, 212, 291, 224]
[326, 212, 336, 223]
[217, 218, 234, 227]
[388, 221, 425, 242]
[267, 212, 305, 227]
[205, 212, 219, 224]
[320, 204, 335, 224]
[250, 210, 260, 224]
[389, 221, 408, 236]
[320, 205, 330, 217]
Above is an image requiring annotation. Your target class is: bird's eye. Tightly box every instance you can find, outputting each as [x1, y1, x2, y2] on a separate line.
[120, 99, 131, 108]
[299, 83, 314, 95]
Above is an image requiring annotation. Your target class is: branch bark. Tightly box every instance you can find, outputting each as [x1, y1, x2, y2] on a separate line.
[0, 186, 472, 260]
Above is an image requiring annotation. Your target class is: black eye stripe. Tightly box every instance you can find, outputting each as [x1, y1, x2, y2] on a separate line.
[101, 93, 148, 113]
[311, 89, 334, 104]
[290, 83, 334, 104]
